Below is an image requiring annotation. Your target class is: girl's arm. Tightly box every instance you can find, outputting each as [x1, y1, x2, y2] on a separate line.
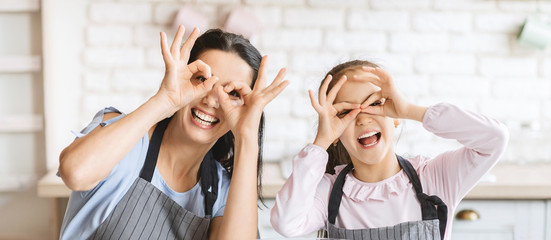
[420, 103, 509, 206]
[271, 74, 360, 237]
[59, 26, 218, 191]
[359, 66, 508, 206]
[209, 57, 289, 239]
[270, 144, 332, 237]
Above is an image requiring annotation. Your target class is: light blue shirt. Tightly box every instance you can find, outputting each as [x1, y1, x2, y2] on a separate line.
[59, 107, 231, 240]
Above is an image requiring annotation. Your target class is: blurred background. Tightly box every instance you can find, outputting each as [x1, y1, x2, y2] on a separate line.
[1, 0, 551, 239]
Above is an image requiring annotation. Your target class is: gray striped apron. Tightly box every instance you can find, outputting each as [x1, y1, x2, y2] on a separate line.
[88, 117, 219, 240]
[326, 155, 448, 240]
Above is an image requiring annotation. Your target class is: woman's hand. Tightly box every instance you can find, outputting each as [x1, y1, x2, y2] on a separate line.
[356, 66, 426, 122]
[155, 25, 219, 118]
[310, 75, 361, 149]
[217, 56, 289, 140]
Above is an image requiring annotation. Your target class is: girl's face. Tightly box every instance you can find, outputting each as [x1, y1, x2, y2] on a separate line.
[179, 49, 253, 144]
[334, 68, 395, 165]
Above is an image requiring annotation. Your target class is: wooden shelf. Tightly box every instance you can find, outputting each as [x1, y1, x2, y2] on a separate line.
[0, 56, 41, 73]
[0, 174, 36, 192]
[0, 0, 39, 12]
[0, 115, 43, 132]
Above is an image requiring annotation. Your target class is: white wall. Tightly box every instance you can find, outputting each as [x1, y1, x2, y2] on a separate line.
[46, 0, 551, 169]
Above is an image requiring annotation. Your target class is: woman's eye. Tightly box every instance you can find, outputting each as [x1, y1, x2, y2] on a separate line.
[337, 110, 350, 118]
[229, 90, 240, 98]
[195, 76, 207, 82]
[369, 100, 382, 106]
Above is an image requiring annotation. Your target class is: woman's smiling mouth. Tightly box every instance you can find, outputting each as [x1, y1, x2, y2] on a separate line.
[191, 108, 220, 128]
[357, 131, 381, 148]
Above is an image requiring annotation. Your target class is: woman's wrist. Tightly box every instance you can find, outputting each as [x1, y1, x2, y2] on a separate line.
[149, 93, 179, 119]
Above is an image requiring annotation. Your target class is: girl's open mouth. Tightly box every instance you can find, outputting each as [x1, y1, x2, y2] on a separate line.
[357, 131, 381, 148]
[191, 108, 219, 128]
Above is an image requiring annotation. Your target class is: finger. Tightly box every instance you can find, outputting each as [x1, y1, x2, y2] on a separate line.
[160, 32, 171, 63]
[224, 81, 253, 98]
[195, 76, 219, 94]
[216, 85, 233, 112]
[361, 66, 392, 84]
[171, 25, 186, 57]
[187, 60, 212, 78]
[264, 68, 287, 93]
[333, 102, 361, 112]
[254, 55, 269, 91]
[319, 74, 332, 104]
[341, 109, 361, 125]
[326, 75, 347, 104]
[361, 105, 385, 116]
[180, 27, 201, 61]
[308, 89, 322, 112]
[262, 80, 290, 104]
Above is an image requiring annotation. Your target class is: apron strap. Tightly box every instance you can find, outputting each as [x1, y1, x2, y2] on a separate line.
[327, 163, 353, 225]
[139, 117, 219, 217]
[398, 155, 448, 240]
[140, 117, 171, 182]
[199, 151, 219, 217]
[327, 156, 448, 240]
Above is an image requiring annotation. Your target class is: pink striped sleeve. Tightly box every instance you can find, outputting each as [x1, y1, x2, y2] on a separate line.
[270, 144, 332, 237]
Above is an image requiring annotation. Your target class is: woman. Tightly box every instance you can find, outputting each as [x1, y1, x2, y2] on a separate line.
[58, 26, 289, 239]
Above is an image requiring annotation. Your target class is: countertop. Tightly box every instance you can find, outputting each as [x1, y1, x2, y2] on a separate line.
[38, 163, 551, 199]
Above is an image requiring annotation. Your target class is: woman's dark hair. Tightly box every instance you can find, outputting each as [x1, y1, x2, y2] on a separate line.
[188, 29, 266, 203]
[322, 60, 380, 174]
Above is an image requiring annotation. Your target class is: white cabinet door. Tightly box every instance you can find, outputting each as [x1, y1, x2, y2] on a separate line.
[451, 200, 546, 240]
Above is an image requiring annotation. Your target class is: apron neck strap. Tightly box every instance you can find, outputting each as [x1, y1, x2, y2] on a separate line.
[140, 117, 171, 182]
[327, 163, 353, 225]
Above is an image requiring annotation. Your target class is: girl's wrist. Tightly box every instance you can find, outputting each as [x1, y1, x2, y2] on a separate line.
[406, 104, 428, 122]
[313, 136, 332, 150]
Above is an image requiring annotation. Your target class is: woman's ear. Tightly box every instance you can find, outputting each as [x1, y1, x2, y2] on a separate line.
[333, 139, 339, 147]
[393, 119, 400, 128]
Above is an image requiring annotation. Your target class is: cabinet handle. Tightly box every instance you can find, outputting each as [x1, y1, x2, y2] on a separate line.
[455, 209, 480, 221]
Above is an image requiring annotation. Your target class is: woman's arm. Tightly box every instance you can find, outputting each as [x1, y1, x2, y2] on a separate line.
[59, 26, 218, 191]
[209, 57, 289, 239]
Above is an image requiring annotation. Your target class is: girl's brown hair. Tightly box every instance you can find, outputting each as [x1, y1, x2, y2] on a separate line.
[321, 60, 380, 174]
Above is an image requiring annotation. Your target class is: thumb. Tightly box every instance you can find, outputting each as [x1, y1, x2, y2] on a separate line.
[216, 85, 233, 112]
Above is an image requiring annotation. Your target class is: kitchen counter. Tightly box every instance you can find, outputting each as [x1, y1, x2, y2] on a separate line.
[38, 163, 551, 199]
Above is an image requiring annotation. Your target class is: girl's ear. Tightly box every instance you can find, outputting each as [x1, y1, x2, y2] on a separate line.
[393, 119, 400, 128]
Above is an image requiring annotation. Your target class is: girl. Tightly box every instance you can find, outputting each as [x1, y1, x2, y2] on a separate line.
[270, 60, 508, 240]
[58, 26, 289, 239]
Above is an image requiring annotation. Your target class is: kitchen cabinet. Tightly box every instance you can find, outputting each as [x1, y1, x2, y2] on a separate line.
[452, 200, 548, 240]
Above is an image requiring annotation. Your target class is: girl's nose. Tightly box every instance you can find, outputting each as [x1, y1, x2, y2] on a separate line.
[356, 113, 373, 126]
[202, 88, 220, 109]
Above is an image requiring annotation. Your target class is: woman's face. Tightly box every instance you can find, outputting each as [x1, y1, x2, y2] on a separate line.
[334, 68, 395, 165]
[178, 49, 254, 144]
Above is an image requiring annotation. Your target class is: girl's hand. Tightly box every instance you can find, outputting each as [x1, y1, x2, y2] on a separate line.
[355, 67, 417, 120]
[217, 56, 290, 140]
[155, 25, 219, 117]
[310, 75, 361, 149]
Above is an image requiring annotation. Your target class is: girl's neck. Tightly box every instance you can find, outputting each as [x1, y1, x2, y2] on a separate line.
[351, 151, 401, 183]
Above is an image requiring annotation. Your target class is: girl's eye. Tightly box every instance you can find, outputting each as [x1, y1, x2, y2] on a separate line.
[369, 100, 382, 106]
[229, 90, 240, 98]
[337, 110, 350, 118]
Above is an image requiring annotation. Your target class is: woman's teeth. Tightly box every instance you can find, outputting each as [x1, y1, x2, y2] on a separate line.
[192, 109, 219, 126]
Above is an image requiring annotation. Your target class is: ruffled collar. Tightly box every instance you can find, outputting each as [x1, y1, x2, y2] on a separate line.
[334, 164, 412, 202]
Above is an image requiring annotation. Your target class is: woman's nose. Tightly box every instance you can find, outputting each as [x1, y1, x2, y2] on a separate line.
[202, 88, 220, 109]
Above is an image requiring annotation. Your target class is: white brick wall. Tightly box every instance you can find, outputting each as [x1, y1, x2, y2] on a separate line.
[74, 0, 551, 166]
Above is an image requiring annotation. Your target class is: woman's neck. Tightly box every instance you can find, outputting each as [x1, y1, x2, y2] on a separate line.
[155, 118, 216, 190]
[351, 151, 401, 183]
